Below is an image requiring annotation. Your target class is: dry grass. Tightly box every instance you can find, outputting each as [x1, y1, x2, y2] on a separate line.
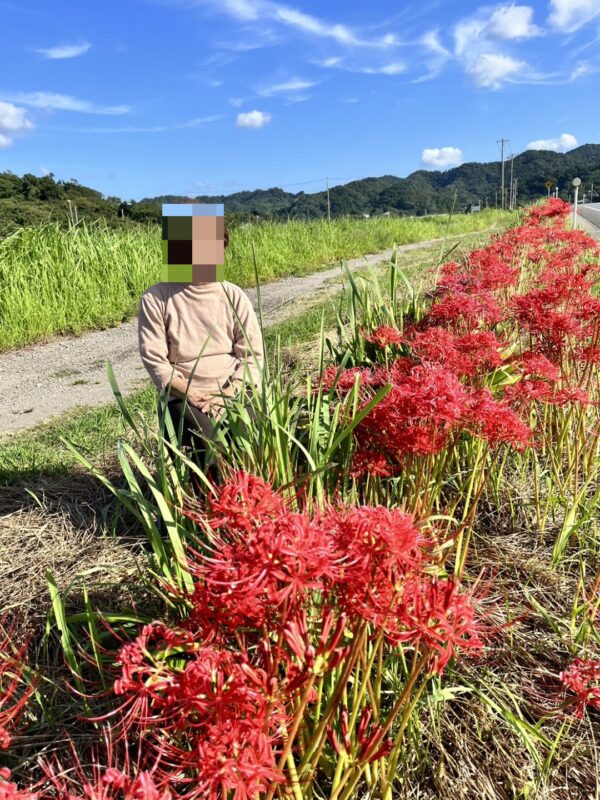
[395, 501, 600, 800]
[0, 475, 145, 628]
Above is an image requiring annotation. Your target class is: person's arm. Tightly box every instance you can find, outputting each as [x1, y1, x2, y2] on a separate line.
[228, 289, 264, 389]
[138, 292, 194, 401]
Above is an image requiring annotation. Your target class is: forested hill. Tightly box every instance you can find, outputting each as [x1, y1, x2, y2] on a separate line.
[1, 144, 599, 234]
[181, 145, 600, 218]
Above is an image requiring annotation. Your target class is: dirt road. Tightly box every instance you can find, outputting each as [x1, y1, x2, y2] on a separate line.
[0, 236, 470, 438]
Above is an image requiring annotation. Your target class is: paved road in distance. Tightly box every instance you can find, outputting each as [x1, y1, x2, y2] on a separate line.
[576, 202, 600, 241]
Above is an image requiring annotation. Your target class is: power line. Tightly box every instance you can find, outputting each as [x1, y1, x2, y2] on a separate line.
[187, 175, 364, 197]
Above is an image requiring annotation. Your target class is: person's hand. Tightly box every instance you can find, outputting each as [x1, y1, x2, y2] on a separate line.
[187, 389, 217, 413]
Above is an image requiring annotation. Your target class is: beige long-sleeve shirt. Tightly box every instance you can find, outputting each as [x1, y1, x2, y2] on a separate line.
[138, 281, 263, 394]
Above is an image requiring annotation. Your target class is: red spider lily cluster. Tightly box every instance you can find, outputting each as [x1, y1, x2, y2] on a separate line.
[560, 657, 600, 718]
[324, 198, 599, 478]
[28, 472, 482, 799]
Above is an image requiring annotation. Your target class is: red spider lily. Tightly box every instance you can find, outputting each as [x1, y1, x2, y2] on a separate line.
[108, 625, 288, 799]
[391, 578, 484, 673]
[579, 344, 600, 366]
[40, 769, 170, 800]
[428, 289, 504, 329]
[364, 325, 403, 348]
[438, 248, 518, 294]
[325, 505, 423, 626]
[465, 389, 531, 449]
[519, 351, 561, 382]
[114, 622, 195, 695]
[349, 449, 395, 479]
[164, 728, 285, 800]
[560, 658, 600, 718]
[504, 379, 558, 407]
[0, 770, 38, 800]
[283, 608, 349, 678]
[201, 471, 287, 533]
[319, 365, 376, 393]
[408, 327, 504, 378]
[37, 728, 169, 799]
[525, 198, 571, 223]
[110, 624, 285, 733]
[185, 509, 340, 633]
[326, 708, 393, 764]
[511, 290, 585, 342]
[0, 625, 35, 751]
[354, 360, 471, 465]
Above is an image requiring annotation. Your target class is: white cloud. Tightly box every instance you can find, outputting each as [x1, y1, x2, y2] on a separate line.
[570, 61, 592, 78]
[35, 41, 91, 59]
[421, 29, 452, 59]
[258, 77, 318, 96]
[360, 62, 405, 75]
[320, 56, 343, 67]
[487, 5, 542, 39]
[452, 7, 543, 88]
[548, 0, 600, 32]
[467, 52, 528, 88]
[454, 19, 487, 58]
[236, 109, 272, 128]
[0, 91, 130, 115]
[316, 57, 405, 75]
[56, 116, 222, 134]
[527, 132, 578, 151]
[415, 29, 453, 82]
[273, 5, 399, 46]
[222, 0, 261, 20]
[0, 100, 34, 147]
[205, 0, 398, 48]
[422, 146, 463, 168]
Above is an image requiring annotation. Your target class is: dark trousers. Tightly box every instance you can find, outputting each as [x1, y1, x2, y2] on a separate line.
[160, 397, 256, 475]
[162, 399, 218, 465]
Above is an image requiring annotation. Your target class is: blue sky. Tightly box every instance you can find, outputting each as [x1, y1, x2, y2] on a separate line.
[1, 0, 599, 200]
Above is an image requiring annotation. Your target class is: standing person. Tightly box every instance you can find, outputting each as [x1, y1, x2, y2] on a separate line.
[137, 203, 263, 468]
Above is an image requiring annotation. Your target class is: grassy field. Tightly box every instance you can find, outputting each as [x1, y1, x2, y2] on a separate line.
[0, 210, 511, 351]
[0, 238, 446, 485]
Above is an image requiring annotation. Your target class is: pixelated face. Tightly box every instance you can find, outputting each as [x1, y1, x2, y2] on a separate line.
[161, 203, 225, 283]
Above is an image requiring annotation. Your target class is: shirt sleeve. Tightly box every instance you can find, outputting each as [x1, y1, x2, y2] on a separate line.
[138, 291, 183, 390]
[227, 287, 264, 388]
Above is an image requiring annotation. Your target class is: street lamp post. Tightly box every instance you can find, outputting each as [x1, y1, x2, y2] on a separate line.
[572, 177, 581, 228]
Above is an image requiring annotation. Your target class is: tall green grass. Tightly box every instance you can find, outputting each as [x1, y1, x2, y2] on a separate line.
[0, 211, 512, 351]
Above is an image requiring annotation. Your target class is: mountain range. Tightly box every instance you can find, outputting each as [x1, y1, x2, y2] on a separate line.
[1, 145, 599, 234]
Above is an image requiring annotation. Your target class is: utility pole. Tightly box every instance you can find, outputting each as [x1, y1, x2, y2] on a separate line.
[591, 181, 594, 203]
[508, 153, 514, 210]
[326, 178, 331, 223]
[497, 138, 509, 210]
